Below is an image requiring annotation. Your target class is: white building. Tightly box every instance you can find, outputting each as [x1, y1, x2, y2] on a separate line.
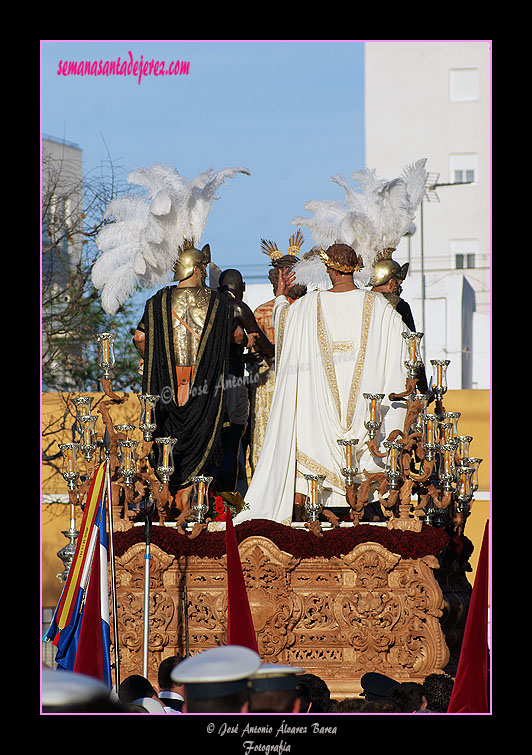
[243, 42, 491, 389]
[42, 135, 84, 271]
[42, 135, 84, 390]
[364, 40, 491, 389]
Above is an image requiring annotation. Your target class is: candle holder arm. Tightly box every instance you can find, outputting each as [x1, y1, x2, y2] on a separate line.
[345, 484, 357, 510]
[434, 398, 446, 415]
[403, 432, 423, 454]
[136, 440, 154, 464]
[96, 404, 120, 461]
[388, 376, 419, 402]
[382, 488, 399, 512]
[322, 509, 340, 528]
[75, 476, 92, 508]
[408, 459, 435, 483]
[426, 482, 453, 511]
[304, 520, 323, 538]
[188, 520, 211, 539]
[68, 488, 79, 510]
[366, 438, 387, 459]
[98, 378, 128, 404]
[403, 401, 424, 438]
[355, 475, 373, 508]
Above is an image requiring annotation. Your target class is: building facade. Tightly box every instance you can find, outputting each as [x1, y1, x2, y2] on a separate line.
[364, 41, 491, 389]
[42, 136, 85, 390]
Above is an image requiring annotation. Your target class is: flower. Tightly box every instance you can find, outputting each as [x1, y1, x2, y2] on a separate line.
[206, 489, 249, 522]
[114, 519, 451, 562]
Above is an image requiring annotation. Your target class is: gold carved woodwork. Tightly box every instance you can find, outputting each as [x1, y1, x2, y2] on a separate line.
[111, 535, 449, 697]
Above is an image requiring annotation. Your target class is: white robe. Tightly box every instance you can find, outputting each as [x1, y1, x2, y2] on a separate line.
[233, 288, 410, 525]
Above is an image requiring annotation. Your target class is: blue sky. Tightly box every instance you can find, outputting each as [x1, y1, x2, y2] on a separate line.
[41, 40, 366, 293]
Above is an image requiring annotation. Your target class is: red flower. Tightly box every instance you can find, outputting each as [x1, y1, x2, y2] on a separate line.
[215, 497, 225, 514]
[114, 519, 451, 563]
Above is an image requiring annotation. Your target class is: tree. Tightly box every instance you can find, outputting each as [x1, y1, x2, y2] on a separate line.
[42, 146, 141, 394]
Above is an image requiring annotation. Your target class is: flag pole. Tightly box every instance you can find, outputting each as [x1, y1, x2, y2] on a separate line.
[142, 494, 155, 678]
[183, 583, 190, 658]
[103, 430, 121, 692]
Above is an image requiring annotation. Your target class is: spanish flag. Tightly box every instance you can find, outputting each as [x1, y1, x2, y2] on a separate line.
[43, 462, 111, 686]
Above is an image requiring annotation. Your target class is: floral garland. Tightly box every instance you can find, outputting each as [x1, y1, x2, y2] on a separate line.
[114, 518, 452, 562]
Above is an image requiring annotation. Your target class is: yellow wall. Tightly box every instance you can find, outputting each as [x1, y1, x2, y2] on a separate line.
[41, 389, 490, 604]
[42, 391, 140, 496]
[436, 390, 490, 591]
[42, 391, 142, 606]
[443, 390, 490, 491]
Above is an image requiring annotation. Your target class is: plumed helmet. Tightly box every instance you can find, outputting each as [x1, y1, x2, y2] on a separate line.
[372, 257, 409, 287]
[173, 242, 211, 282]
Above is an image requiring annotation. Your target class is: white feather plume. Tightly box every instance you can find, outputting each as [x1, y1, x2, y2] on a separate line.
[291, 199, 347, 249]
[402, 158, 428, 215]
[92, 163, 251, 314]
[290, 159, 427, 290]
[292, 252, 332, 291]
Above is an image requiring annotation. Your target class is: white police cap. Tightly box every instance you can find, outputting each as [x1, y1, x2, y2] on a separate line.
[248, 663, 305, 693]
[42, 668, 112, 711]
[171, 645, 261, 700]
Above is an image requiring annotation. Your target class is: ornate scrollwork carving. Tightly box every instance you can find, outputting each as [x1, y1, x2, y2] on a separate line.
[113, 536, 450, 696]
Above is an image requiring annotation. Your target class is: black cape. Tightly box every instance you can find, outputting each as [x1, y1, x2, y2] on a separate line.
[140, 286, 233, 490]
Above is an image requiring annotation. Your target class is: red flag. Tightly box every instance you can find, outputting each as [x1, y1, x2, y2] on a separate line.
[225, 506, 259, 653]
[73, 531, 106, 681]
[447, 520, 490, 713]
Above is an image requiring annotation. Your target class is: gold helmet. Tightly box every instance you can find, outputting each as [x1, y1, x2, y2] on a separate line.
[371, 250, 409, 288]
[173, 241, 211, 282]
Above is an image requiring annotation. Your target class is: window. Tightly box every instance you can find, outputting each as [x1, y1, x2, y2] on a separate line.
[455, 253, 476, 269]
[449, 68, 479, 102]
[451, 239, 478, 270]
[454, 169, 475, 184]
[449, 154, 478, 185]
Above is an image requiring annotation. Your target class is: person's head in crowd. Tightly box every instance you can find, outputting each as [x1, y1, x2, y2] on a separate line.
[332, 697, 366, 712]
[269, 255, 307, 300]
[118, 674, 157, 705]
[218, 268, 246, 301]
[390, 682, 428, 712]
[117, 674, 167, 713]
[158, 655, 185, 711]
[360, 672, 399, 703]
[248, 663, 304, 713]
[295, 673, 331, 713]
[171, 645, 261, 713]
[359, 700, 401, 713]
[422, 673, 455, 713]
